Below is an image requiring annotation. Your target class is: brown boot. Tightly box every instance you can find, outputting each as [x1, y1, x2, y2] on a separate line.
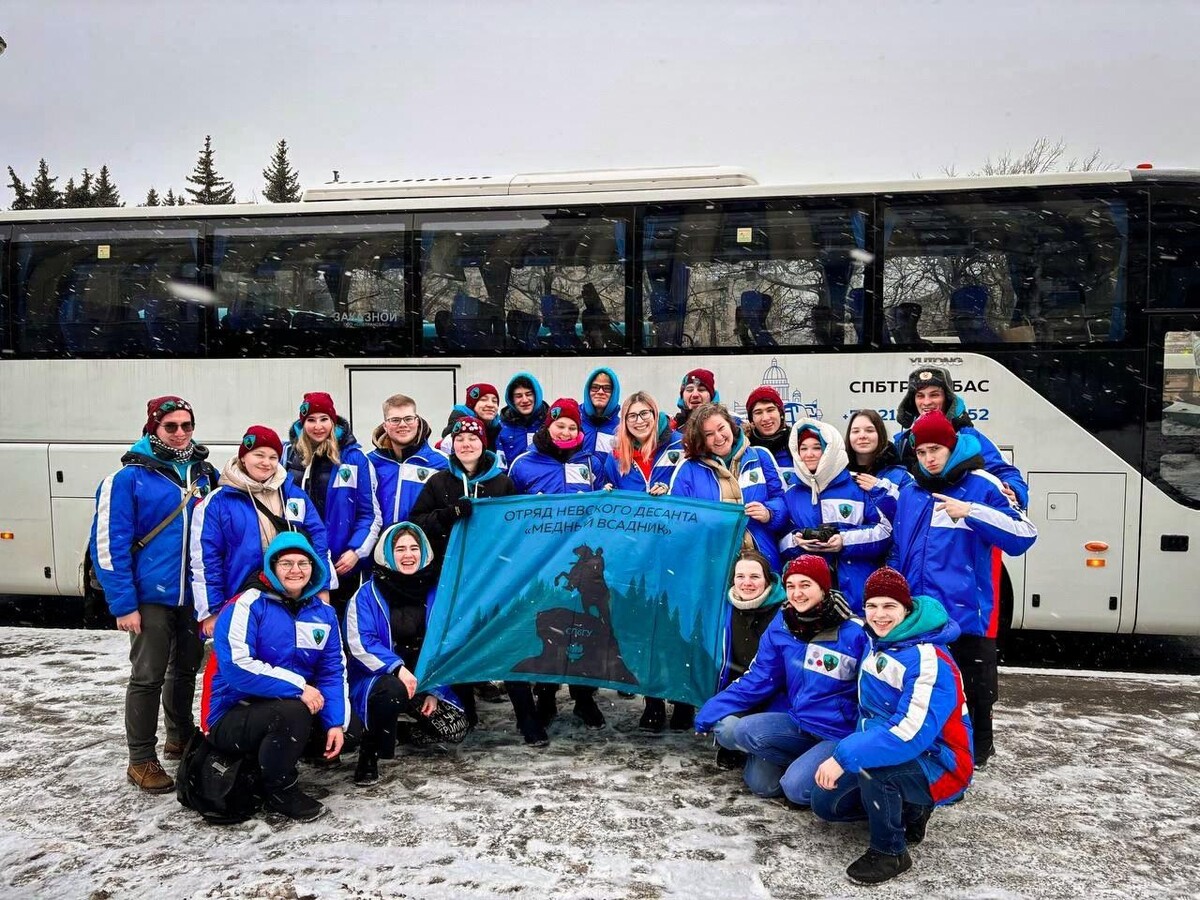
[163, 740, 186, 760]
[127, 759, 174, 794]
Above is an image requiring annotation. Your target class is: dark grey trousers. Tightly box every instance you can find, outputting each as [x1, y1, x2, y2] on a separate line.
[126, 603, 203, 763]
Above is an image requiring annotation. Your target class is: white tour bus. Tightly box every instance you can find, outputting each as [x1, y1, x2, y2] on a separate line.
[2, 164, 1199, 638]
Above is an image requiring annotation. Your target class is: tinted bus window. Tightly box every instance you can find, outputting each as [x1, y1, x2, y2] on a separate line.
[641, 202, 869, 350]
[0, 227, 9, 353]
[211, 216, 407, 357]
[883, 192, 1130, 345]
[1150, 186, 1200, 308]
[1152, 326, 1200, 507]
[12, 222, 204, 357]
[418, 208, 627, 353]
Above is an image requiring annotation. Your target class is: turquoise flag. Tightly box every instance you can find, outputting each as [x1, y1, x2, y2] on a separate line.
[415, 491, 748, 707]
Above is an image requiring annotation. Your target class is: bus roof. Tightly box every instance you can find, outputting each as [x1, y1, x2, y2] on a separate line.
[2, 166, 1193, 225]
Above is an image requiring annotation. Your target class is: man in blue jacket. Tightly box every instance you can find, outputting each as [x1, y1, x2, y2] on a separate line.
[90, 396, 217, 793]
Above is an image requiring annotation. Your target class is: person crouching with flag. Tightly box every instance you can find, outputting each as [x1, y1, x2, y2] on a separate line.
[811, 567, 973, 886]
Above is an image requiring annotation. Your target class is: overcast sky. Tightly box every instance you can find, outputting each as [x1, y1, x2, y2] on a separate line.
[3, 0, 1197, 207]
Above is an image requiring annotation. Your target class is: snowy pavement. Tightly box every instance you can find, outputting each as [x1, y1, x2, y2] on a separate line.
[0, 628, 1198, 900]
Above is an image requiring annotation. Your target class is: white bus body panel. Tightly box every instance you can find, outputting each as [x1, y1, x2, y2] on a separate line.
[1135, 481, 1200, 635]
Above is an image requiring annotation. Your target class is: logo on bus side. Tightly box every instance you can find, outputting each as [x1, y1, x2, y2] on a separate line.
[731, 358, 822, 426]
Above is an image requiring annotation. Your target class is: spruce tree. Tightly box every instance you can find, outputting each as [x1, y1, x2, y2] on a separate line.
[63, 169, 94, 208]
[185, 135, 236, 204]
[92, 165, 122, 207]
[144, 187, 161, 207]
[29, 159, 62, 209]
[6, 167, 32, 210]
[262, 138, 301, 203]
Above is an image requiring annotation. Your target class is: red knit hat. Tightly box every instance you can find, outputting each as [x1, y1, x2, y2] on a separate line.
[680, 368, 716, 398]
[465, 383, 499, 411]
[239, 425, 284, 459]
[451, 415, 487, 445]
[783, 555, 831, 594]
[545, 397, 582, 429]
[910, 410, 957, 450]
[298, 391, 337, 421]
[746, 385, 784, 416]
[144, 395, 193, 435]
[863, 567, 913, 610]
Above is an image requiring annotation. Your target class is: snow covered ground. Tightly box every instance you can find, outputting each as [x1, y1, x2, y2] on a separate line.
[0, 627, 1198, 900]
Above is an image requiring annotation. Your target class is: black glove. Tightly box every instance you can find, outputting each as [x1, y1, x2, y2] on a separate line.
[452, 497, 473, 520]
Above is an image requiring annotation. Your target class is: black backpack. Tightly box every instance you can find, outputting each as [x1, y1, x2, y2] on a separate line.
[176, 732, 263, 825]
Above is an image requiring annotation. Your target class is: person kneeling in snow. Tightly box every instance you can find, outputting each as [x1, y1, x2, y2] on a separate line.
[811, 567, 973, 886]
[204, 532, 348, 823]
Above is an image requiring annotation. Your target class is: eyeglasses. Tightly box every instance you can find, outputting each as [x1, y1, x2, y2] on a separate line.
[276, 560, 313, 571]
[160, 421, 195, 434]
[385, 416, 419, 427]
[590, 384, 614, 394]
[625, 410, 654, 422]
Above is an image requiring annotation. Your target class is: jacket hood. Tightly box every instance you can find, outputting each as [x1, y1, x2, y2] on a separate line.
[288, 414, 357, 451]
[260, 532, 329, 601]
[581, 367, 622, 419]
[788, 417, 849, 501]
[373, 521, 435, 572]
[371, 415, 433, 457]
[503, 371, 545, 412]
[448, 449, 505, 486]
[898, 366, 960, 429]
[873, 594, 960, 648]
[914, 430, 984, 487]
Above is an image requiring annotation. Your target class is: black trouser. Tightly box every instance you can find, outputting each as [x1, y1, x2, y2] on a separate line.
[126, 603, 204, 763]
[507, 681, 538, 732]
[364, 675, 420, 757]
[329, 570, 363, 617]
[209, 697, 323, 792]
[949, 634, 998, 760]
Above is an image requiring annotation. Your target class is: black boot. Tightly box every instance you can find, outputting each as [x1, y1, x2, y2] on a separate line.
[354, 742, 379, 786]
[476, 681, 508, 703]
[518, 717, 550, 747]
[639, 698, 667, 732]
[715, 746, 747, 770]
[534, 685, 559, 727]
[846, 848, 912, 885]
[265, 783, 325, 822]
[904, 806, 933, 845]
[573, 690, 605, 728]
[669, 703, 695, 731]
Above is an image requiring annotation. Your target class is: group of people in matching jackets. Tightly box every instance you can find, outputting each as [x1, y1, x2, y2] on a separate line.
[89, 362, 1037, 885]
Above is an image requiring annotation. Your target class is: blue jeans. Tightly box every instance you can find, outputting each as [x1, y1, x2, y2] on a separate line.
[811, 760, 934, 855]
[714, 712, 836, 805]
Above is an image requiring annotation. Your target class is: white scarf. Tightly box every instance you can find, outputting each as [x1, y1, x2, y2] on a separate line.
[788, 418, 849, 504]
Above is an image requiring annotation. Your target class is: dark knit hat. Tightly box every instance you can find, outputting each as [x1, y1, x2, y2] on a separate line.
[907, 366, 953, 396]
[451, 416, 487, 444]
[239, 425, 284, 459]
[546, 397, 582, 429]
[910, 410, 958, 450]
[299, 391, 336, 421]
[144, 395, 193, 435]
[680, 368, 716, 398]
[746, 385, 784, 416]
[465, 383, 499, 411]
[783, 555, 832, 594]
[863, 566, 913, 610]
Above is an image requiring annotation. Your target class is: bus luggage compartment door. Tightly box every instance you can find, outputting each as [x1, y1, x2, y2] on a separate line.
[0, 444, 57, 594]
[1023, 472, 1126, 632]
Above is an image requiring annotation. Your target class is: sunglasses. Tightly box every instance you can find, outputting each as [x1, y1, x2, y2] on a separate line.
[160, 421, 195, 434]
[590, 384, 614, 394]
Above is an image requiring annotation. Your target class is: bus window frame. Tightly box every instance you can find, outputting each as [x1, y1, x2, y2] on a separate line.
[633, 195, 876, 356]
[1146, 311, 1200, 511]
[879, 184, 1147, 352]
[0, 225, 11, 355]
[413, 204, 634, 358]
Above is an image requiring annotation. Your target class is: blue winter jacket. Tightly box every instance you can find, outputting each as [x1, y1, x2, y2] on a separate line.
[190, 468, 332, 621]
[833, 596, 973, 805]
[497, 371, 550, 465]
[668, 436, 787, 569]
[580, 366, 622, 460]
[207, 532, 349, 732]
[895, 396, 1029, 508]
[887, 433, 1037, 637]
[367, 417, 449, 528]
[509, 438, 604, 495]
[779, 468, 892, 613]
[696, 614, 869, 741]
[601, 416, 684, 492]
[90, 437, 218, 618]
[285, 418, 382, 569]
